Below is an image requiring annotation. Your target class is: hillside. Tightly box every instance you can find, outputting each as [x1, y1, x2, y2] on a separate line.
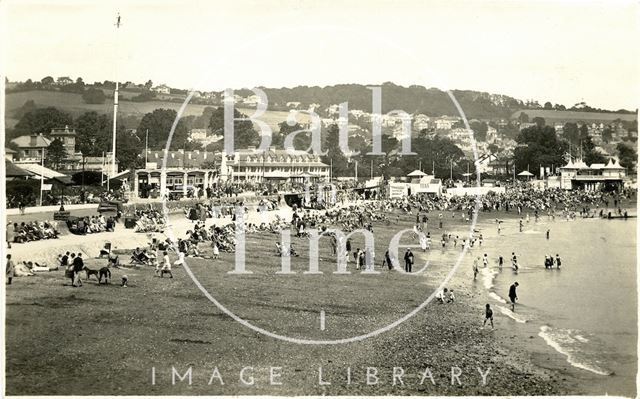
[5, 90, 305, 132]
[510, 109, 637, 123]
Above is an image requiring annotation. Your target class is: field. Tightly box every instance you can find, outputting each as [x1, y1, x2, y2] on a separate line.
[5, 90, 308, 132]
[4, 209, 562, 396]
[509, 108, 637, 123]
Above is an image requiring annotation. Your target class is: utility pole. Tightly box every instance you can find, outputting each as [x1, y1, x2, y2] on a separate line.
[145, 129, 149, 166]
[450, 159, 453, 180]
[370, 159, 373, 179]
[39, 149, 44, 206]
[355, 160, 358, 181]
[330, 158, 333, 183]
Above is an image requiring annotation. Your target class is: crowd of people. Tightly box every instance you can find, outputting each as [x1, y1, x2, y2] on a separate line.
[6, 220, 60, 245]
[69, 214, 117, 234]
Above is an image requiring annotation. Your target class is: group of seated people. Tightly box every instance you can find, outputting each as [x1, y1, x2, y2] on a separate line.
[71, 215, 116, 234]
[134, 209, 167, 233]
[9, 221, 59, 243]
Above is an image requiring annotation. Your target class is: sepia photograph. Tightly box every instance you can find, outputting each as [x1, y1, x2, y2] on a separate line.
[1, 0, 638, 397]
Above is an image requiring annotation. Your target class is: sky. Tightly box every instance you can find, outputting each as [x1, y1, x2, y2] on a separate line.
[1, 0, 639, 111]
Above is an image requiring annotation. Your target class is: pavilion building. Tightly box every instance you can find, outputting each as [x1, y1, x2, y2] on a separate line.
[559, 158, 626, 191]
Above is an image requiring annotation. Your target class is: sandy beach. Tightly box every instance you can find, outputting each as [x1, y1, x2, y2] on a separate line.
[7, 198, 636, 395]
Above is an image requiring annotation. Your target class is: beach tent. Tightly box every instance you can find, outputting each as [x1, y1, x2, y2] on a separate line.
[517, 170, 534, 180]
[407, 170, 427, 177]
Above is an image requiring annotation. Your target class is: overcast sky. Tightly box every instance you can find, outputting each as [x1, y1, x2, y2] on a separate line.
[2, 0, 638, 110]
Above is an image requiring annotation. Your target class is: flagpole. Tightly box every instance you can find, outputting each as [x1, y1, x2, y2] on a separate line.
[111, 13, 121, 191]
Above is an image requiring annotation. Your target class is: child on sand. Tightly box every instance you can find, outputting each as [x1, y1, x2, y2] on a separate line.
[484, 304, 494, 328]
[160, 251, 173, 278]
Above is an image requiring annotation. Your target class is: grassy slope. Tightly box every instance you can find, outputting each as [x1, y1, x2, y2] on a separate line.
[5, 90, 307, 132]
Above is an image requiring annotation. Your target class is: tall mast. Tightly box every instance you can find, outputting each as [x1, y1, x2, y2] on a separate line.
[111, 12, 121, 187]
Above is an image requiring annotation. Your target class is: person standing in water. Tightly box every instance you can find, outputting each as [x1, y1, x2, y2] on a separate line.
[498, 255, 504, 269]
[509, 282, 519, 311]
[546, 229, 550, 240]
[555, 254, 562, 269]
[473, 257, 480, 280]
[511, 252, 518, 271]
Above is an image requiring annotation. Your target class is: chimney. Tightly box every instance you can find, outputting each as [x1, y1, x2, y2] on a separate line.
[30, 134, 38, 147]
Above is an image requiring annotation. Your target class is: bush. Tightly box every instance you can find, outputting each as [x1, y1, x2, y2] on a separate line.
[82, 88, 106, 104]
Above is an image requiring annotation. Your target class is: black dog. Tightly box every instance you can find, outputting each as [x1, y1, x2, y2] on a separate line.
[85, 267, 100, 280]
[98, 267, 111, 284]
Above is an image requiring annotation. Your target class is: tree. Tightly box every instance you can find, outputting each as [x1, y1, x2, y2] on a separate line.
[518, 112, 529, 123]
[138, 108, 189, 150]
[321, 124, 350, 176]
[41, 76, 54, 85]
[116, 129, 143, 171]
[532, 117, 546, 127]
[144, 80, 153, 90]
[616, 143, 636, 173]
[488, 143, 501, 154]
[543, 102, 553, 109]
[46, 139, 67, 170]
[208, 107, 258, 150]
[75, 111, 112, 156]
[470, 121, 488, 141]
[82, 88, 106, 104]
[12, 100, 37, 120]
[13, 107, 73, 136]
[602, 127, 613, 143]
[277, 120, 310, 150]
[514, 125, 567, 177]
[562, 122, 580, 145]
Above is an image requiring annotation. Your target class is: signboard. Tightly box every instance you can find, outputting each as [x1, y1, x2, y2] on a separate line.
[53, 211, 70, 221]
[41, 184, 53, 191]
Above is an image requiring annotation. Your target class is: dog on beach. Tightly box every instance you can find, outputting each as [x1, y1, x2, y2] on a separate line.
[98, 267, 111, 284]
[84, 267, 100, 280]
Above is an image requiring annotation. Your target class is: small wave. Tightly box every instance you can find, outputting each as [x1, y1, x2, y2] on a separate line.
[488, 292, 507, 304]
[522, 230, 541, 234]
[574, 334, 589, 343]
[538, 326, 611, 376]
[497, 305, 527, 323]
[480, 267, 498, 290]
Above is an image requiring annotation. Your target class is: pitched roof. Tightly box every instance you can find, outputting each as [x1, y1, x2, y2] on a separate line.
[10, 135, 52, 148]
[16, 163, 65, 179]
[5, 161, 33, 177]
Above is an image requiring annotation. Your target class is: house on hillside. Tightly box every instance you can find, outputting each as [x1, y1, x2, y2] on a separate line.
[152, 84, 171, 94]
[56, 76, 73, 85]
[189, 129, 208, 142]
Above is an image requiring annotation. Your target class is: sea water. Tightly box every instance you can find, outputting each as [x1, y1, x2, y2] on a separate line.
[475, 215, 636, 395]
